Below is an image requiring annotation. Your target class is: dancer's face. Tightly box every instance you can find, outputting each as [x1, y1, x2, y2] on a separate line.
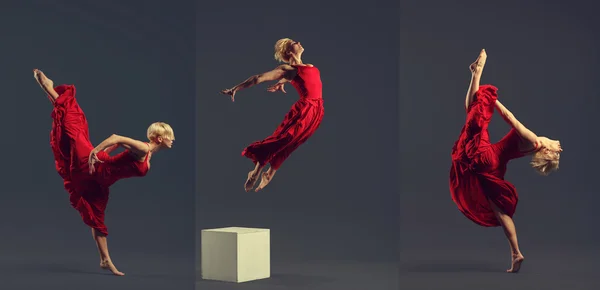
[157, 136, 174, 149]
[288, 40, 304, 58]
[541, 147, 560, 161]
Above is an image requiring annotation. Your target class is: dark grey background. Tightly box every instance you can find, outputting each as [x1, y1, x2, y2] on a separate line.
[196, 0, 399, 289]
[399, 0, 599, 289]
[1, 1, 195, 289]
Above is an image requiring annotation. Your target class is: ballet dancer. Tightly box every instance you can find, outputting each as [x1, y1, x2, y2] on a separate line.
[34, 69, 175, 276]
[449, 50, 562, 273]
[221, 38, 324, 192]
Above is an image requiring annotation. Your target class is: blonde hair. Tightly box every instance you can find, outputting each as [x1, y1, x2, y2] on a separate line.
[274, 38, 294, 63]
[147, 122, 174, 141]
[530, 150, 560, 176]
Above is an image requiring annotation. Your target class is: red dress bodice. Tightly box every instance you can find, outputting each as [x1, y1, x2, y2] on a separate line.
[290, 65, 323, 100]
[96, 149, 150, 187]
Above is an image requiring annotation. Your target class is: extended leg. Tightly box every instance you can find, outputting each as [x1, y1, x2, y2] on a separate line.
[465, 49, 487, 111]
[255, 167, 277, 192]
[92, 228, 125, 276]
[487, 198, 525, 273]
[245, 162, 265, 192]
[33, 69, 59, 101]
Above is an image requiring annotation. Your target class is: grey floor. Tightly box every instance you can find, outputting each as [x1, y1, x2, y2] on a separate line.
[1, 251, 193, 290]
[0, 191, 195, 290]
[196, 260, 398, 290]
[399, 246, 600, 290]
[195, 207, 399, 290]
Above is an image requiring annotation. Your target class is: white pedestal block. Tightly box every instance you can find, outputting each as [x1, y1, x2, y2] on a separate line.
[201, 227, 271, 283]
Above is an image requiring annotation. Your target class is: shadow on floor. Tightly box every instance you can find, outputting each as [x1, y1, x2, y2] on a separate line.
[197, 272, 336, 288]
[10, 262, 112, 276]
[402, 260, 501, 273]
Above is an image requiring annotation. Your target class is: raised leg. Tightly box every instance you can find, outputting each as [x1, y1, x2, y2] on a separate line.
[92, 228, 125, 276]
[465, 49, 487, 111]
[33, 69, 59, 101]
[487, 198, 525, 273]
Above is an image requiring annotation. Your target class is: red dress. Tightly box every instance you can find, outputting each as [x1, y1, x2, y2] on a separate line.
[242, 65, 325, 170]
[50, 85, 150, 236]
[449, 85, 537, 227]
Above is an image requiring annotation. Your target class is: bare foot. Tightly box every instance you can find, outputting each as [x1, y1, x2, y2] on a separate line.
[506, 254, 524, 273]
[245, 170, 260, 192]
[100, 260, 125, 276]
[33, 69, 54, 89]
[469, 49, 487, 76]
[255, 171, 274, 192]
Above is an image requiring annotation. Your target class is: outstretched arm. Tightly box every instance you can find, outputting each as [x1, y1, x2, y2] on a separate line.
[494, 100, 538, 145]
[221, 65, 296, 101]
[93, 134, 149, 157]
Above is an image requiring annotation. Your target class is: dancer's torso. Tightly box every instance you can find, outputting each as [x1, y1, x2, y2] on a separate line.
[93, 149, 150, 187]
[291, 65, 323, 100]
[454, 91, 527, 177]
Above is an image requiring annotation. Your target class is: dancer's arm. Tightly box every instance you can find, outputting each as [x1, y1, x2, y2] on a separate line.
[103, 144, 119, 154]
[221, 65, 296, 101]
[93, 134, 149, 156]
[266, 78, 290, 93]
[494, 101, 538, 145]
[232, 65, 295, 90]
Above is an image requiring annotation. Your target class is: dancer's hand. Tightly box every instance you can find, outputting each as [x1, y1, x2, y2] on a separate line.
[551, 140, 563, 152]
[88, 149, 104, 175]
[267, 83, 286, 94]
[220, 88, 237, 102]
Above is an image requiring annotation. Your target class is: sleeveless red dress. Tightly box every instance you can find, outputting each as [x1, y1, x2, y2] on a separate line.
[50, 85, 150, 236]
[242, 65, 325, 170]
[449, 85, 537, 227]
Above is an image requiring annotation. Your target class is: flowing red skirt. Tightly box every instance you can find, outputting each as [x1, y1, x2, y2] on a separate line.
[449, 85, 519, 227]
[50, 85, 110, 235]
[242, 98, 324, 170]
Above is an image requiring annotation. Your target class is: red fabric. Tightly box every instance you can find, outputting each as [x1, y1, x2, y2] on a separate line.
[242, 65, 324, 170]
[449, 85, 530, 227]
[50, 85, 149, 235]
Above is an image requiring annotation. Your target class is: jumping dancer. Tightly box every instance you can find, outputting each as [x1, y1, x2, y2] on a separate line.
[221, 38, 324, 192]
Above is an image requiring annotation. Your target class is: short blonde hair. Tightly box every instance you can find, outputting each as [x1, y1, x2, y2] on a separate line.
[274, 38, 294, 63]
[530, 150, 560, 176]
[147, 122, 174, 141]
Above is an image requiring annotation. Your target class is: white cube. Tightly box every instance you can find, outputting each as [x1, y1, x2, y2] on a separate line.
[201, 227, 271, 283]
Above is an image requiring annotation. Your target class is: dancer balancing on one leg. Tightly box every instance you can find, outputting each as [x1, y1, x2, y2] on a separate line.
[220, 38, 324, 192]
[34, 69, 175, 276]
[449, 50, 562, 273]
